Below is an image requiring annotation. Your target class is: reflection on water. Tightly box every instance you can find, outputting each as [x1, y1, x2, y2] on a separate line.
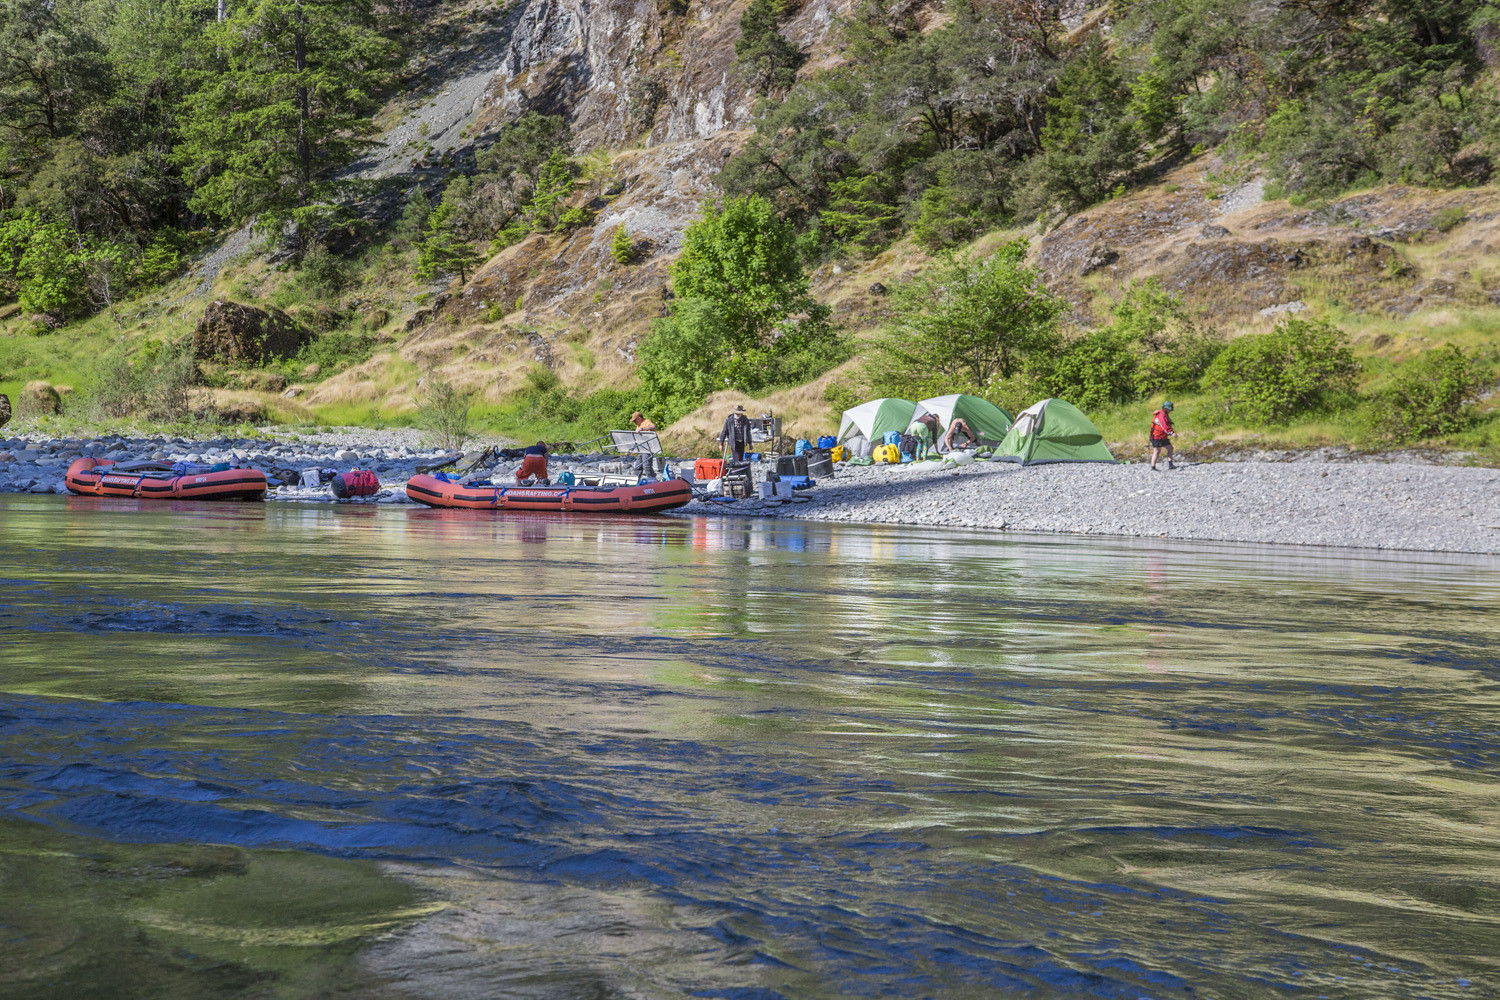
[2, 494, 1498, 998]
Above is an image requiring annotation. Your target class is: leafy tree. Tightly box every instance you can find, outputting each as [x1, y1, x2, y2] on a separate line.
[1364, 345, 1484, 441]
[736, 0, 803, 94]
[1031, 332, 1139, 412]
[637, 298, 734, 419]
[864, 239, 1063, 400]
[639, 195, 843, 415]
[1202, 317, 1361, 422]
[0, 1, 110, 143]
[670, 195, 826, 353]
[178, 0, 396, 247]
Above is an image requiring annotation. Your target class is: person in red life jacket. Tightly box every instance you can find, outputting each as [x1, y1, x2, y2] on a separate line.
[515, 440, 550, 484]
[1150, 401, 1176, 470]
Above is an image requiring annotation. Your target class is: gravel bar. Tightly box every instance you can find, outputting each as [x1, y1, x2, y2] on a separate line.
[4, 429, 1496, 554]
[678, 459, 1500, 555]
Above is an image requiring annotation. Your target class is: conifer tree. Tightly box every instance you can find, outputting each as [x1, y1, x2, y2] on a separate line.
[736, 0, 803, 94]
[1033, 38, 1139, 213]
[178, 0, 396, 248]
[610, 224, 635, 264]
[415, 199, 481, 284]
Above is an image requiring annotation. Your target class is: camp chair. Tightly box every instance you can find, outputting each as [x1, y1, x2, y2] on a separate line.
[606, 429, 662, 456]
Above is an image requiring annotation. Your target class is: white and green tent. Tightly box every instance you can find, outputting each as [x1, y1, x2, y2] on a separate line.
[912, 394, 1014, 445]
[991, 399, 1116, 466]
[838, 398, 927, 458]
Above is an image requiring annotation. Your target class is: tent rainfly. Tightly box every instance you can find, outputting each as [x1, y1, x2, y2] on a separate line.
[912, 394, 1014, 444]
[990, 399, 1116, 466]
[838, 398, 927, 457]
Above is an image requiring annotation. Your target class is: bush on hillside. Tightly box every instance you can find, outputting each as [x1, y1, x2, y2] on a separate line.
[1030, 333, 1139, 412]
[1363, 345, 1486, 442]
[1106, 278, 1224, 395]
[864, 240, 1063, 401]
[83, 339, 197, 421]
[638, 195, 845, 421]
[1201, 317, 1361, 423]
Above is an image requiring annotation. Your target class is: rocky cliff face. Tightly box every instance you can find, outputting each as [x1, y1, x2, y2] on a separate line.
[312, 0, 852, 409]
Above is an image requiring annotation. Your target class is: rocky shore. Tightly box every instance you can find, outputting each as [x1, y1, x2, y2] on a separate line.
[684, 458, 1500, 555]
[3, 430, 1496, 554]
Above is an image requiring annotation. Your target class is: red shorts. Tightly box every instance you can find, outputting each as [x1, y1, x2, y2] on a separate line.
[515, 454, 548, 482]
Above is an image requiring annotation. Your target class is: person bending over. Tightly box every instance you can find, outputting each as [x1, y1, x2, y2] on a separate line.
[912, 412, 942, 458]
[1150, 401, 1176, 470]
[942, 418, 977, 452]
[516, 440, 550, 484]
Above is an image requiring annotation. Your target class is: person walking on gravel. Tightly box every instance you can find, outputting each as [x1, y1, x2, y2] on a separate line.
[1150, 401, 1176, 470]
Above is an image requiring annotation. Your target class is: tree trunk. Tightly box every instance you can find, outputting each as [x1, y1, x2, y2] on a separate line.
[218, 0, 227, 21]
[294, 6, 311, 204]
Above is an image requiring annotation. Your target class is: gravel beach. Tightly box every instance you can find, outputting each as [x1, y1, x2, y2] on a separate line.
[3, 430, 1496, 554]
[680, 458, 1500, 555]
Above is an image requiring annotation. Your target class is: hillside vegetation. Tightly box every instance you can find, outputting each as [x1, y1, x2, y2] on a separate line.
[1, 0, 1497, 460]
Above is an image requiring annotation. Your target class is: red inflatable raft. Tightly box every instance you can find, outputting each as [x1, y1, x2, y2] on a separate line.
[405, 474, 693, 513]
[66, 457, 268, 501]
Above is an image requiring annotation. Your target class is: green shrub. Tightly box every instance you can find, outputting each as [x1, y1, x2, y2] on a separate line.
[418, 374, 474, 450]
[278, 331, 378, 378]
[1032, 333, 1139, 412]
[83, 338, 197, 420]
[1431, 206, 1467, 233]
[1363, 345, 1485, 442]
[1201, 317, 1361, 422]
[298, 241, 348, 297]
[555, 205, 593, 231]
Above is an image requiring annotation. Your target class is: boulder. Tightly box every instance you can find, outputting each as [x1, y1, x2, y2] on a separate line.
[21, 381, 62, 415]
[0, 393, 9, 429]
[193, 300, 309, 363]
[361, 308, 390, 331]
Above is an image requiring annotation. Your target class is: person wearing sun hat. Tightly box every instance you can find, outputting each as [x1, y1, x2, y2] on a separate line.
[1150, 400, 1176, 470]
[718, 404, 751, 462]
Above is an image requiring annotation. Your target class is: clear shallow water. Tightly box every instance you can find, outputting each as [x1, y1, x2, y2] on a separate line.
[1, 494, 1498, 999]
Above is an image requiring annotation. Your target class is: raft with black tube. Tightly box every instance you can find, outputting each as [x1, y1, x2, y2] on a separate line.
[66, 456, 268, 501]
[405, 473, 693, 513]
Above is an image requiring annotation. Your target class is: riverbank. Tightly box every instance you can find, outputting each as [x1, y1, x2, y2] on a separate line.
[680, 458, 1500, 555]
[3, 430, 1496, 554]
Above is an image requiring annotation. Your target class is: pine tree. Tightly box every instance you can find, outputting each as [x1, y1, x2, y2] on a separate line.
[610, 224, 635, 264]
[523, 149, 574, 231]
[177, 0, 396, 248]
[736, 0, 803, 94]
[415, 200, 481, 284]
[1033, 38, 1140, 212]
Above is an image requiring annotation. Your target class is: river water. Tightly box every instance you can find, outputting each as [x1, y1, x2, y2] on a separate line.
[2, 494, 1497, 999]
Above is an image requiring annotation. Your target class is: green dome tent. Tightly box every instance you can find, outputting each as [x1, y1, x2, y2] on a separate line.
[838, 398, 926, 457]
[912, 394, 1013, 444]
[991, 399, 1116, 466]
